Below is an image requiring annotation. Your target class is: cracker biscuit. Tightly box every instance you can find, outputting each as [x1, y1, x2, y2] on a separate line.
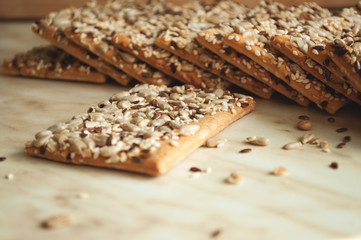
[196, 28, 310, 107]
[1, 45, 106, 83]
[326, 37, 361, 93]
[111, 0, 273, 97]
[155, 33, 274, 99]
[224, 31, 348, 114]
[113, 33, 270, 96]
[25, 84, 255, 176]
[63, 28, 173, 86]
[32, 21, 131, 86]
[270, 34, 361, 106]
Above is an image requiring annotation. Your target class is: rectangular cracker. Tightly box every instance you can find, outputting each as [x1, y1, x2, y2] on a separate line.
[326, 37, 361, 93]
[25, 84, 255, 176]
[63, 28, 174, 86]
[155, 32, 274, 99]
[224, 30, 348, 114]
[113, 33, 269, 95]
[270, 33, 361, 106]
[110, 0, 273, 97]
[1, 45, 106, 83]
[32, 21, 131, 86]
[195, 28, 310, 107]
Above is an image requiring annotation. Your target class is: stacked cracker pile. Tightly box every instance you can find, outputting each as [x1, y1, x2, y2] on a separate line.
[2, 0, 361, 114]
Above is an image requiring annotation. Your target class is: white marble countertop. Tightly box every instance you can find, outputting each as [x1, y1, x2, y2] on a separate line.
[1, 22, 361, 240]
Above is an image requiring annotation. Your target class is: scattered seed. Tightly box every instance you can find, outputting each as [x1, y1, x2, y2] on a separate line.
[343, 136, 351, 143]
[297, 120, 312, 131]
[0, 157, 6, 162]
[190, 167, 202, 172]
[206, 138, 227, 148]
[298, 115, 310, 120]
[300, 133, 315, 144]
[5, 173, 14, 180]
[203, 167, 212, 174]
[322, 148, 331, 153]
[328, 117, 335, 123]
[329, 162, 338, 169]
[76, 192, 89, 199]
[225, 172, 242, 184]
[239, 148, 252, 153]
[283, 142, 302, 150]
[337, 143, 346, 148]
[310, 137, 320, 145]
[211, 229, 222, 238]
[320, 141, 329, 149]
[336, 127, 348, 133]
[245, 136, 269, 146]
[42, 214, 74, 229]
[271, 167, 288, 176]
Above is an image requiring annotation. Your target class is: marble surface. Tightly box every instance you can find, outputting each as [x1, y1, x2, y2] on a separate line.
[1, 22, 361, 240]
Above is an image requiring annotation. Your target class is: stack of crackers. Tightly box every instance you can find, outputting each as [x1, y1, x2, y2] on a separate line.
[2, 0, 361, 113]
[5, 0, 360, 175]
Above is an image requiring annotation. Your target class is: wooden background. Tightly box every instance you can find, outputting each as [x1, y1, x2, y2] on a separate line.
[0, 0, 358, 19]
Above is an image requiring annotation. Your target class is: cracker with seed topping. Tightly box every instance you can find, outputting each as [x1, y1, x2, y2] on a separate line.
[25, 84, 255, 176]
[1, 45, 106, 83]
[325, 4, 361, 93]
[32, 5, 132, 86]
[269, 19, 361, 106]
[32, 1, 171, 86]
[221, 1, 351, 114]
[63, 28, 174, 86]
[109, 2, 232, 91]
[196, 27, 309, 106]
[111, 1, 272, 96]
[154, 1, 274, 99]
[224, 29, 348, 114]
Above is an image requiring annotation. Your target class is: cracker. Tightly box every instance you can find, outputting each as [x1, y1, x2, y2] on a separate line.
[63, 28, 173, 86]
[155, 32, 274, 99]
[32, 19, 131, 86]
[326, 37, 361, 93]
[1, 45, 106, 83]
[25, 84, 255, 176]
[224, 30, 348, 114]
[196, 28, 310, 107]
[270, 34, 361, 106]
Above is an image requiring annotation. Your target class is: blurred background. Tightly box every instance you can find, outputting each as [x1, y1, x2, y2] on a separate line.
[0, 0, 358, 19]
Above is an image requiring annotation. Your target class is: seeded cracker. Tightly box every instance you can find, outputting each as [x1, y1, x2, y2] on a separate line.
[270, 24, 361, 106]
[32, 4, 132, 86]
[1, 46, 106, 83]
[25, 84, 255, 176]
[110, 1, 233, 91]
[197, 27, 309, 106]
[154, 1, 274, 99]
[325, 3, 361, 92]
[222, 2, 348, 114]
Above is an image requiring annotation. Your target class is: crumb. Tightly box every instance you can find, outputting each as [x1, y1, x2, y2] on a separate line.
[41, 214, 74, 229]
[225, 172, 242, 184]
[76, 192, 89, 199]
[329, 162, 338, 169]
[190, 167, 202, 172]
[239, 148, 252, 153]
[5, 173, 14, 180]
[0, 157, 6, 162]
[343, 136, 351, 143]
[298, 115, 310, 120]
[203, 167, 212, 174]
[271, 167, 288, 176]
[336, 127, 348, 133]
[328, 117, 335, 123]
[336, 143, 346, 148]
[211, 229, 222, 238]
